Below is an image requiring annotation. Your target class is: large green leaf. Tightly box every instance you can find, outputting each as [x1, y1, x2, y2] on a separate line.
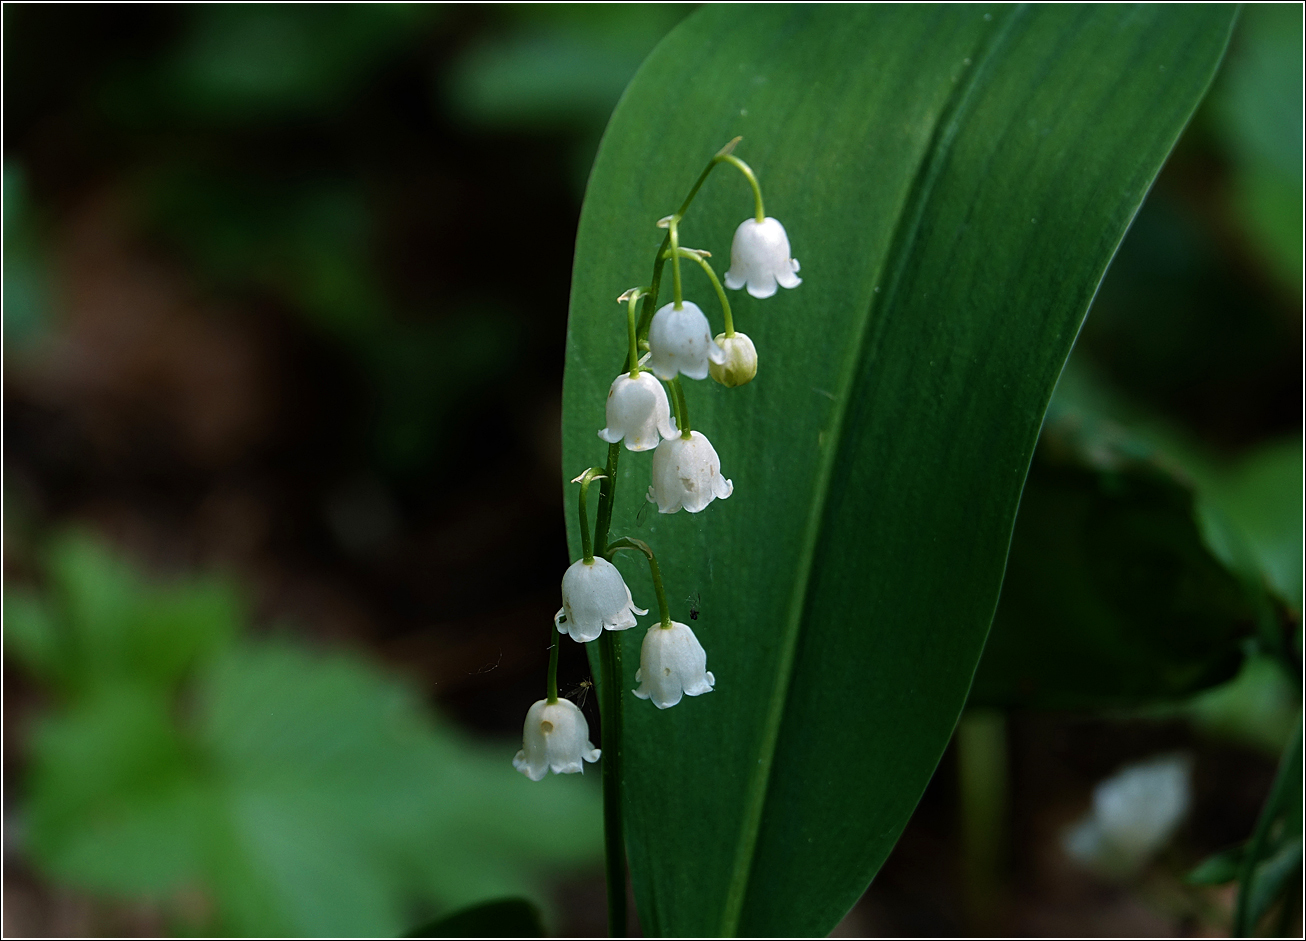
[561, 4, 1235, 935]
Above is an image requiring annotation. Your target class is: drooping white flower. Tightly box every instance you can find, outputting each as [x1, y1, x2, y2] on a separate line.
[647, 430, 733, 514]
[1062, 754, 1192, 877]
[598, 370, 674, 451]
[709, 332, 758, 388]
[633, 620, 715, 709]
[723, 217, 801, 299]
[647, 301, 726, 381]
[513, 698, 601, 780]
[555, 556, 647, 643]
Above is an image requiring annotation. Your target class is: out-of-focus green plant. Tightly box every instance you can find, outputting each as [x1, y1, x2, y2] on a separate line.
[1205, 2, 1303, 293]
[4, 532, 602, 936]
[2, 162, 51, 348]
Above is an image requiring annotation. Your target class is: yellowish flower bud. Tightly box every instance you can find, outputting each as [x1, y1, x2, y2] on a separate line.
[709, 332, 758, 387]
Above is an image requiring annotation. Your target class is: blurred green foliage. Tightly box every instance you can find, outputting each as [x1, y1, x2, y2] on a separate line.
[103, 4, 440, 124]
[408, 896, 544, 937]
[5, 533, 602, 936]
[2, 163, 51, 346]
[975, 354, 1301, 749]
[1206, 2, 1303, 292]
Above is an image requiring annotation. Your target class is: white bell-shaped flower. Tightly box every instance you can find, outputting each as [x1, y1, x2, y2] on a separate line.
[709, 332, 758, 388]
[633, 621, 715, 709]
[723, 217, 801, 299]
[555, 556, 647, 643]
[598, 370, 674, 451]
[513, 698, 600, 780]
[647, 430, 733, 514]
[647, 301, 726, 381]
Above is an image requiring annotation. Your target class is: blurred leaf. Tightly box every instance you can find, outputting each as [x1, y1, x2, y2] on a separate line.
[1207, 3, 1303, 290]
[1188, 844, 1244, 885]
[43, 531, 239, 693]
[3, 590, 62, 681]
[445, 5, 691, 129]
[2, 161, 51, 346]
[16, 537, 603, 935]
[969, 451, 1251, 709]
[563, 5, 1235, 934]
[103, 4, 440, 125]
[408, 897, 545, 938]
[1235, 716, 1302, 935]
[1247, 836, 1302, 928]
[196, 642, 602, 936]
[27, 685, 209, 896]
[1186, 655, 1301, 755]
[1044, 360, 1300, 624]
[1205, 439, 1303, 611]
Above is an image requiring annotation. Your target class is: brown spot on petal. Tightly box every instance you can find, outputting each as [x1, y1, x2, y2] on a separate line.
[540, 721, 554, 733]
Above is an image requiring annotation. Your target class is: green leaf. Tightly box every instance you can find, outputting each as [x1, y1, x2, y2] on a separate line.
[41, 530, 240, 692]
[970, 447, 1252, 709]
[1188, 845, 1245, 886]
[19, 536, 603, 936]
[408, 897, 545, 938]
[561, 5, 1235, 935]
[1207, 439, 1304, 611]
[3, 590, 63, 681]
[195, 642, 605, 936]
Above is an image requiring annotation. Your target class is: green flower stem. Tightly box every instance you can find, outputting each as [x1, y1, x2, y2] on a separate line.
[668, 217, 684, 308]
[575, 468, 607, 563]
[546, 621, 560, 704]
[668, 246, 735, 337]
[623, 289, 647, 377]
[718, 153, 765, 223]
[588, 441, 625, 936]
[1234, 714, 1303, 936]
[607, 537, 673, 628]
[598, 629, 626, 937]
[589, 139, 745, 938]
[671, 377, 691, 438]
[634, 138, 743, 344]
[593, 442, 620, 559]
[665, 376, 684, 433]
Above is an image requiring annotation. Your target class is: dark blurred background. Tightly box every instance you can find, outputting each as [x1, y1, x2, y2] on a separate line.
[2, 4, 1300, 937]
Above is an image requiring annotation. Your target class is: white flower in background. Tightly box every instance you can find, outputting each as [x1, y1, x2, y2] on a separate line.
[724, 217, 801, 299]
[555, 557, 647, 643]
[709, 332, 758, 388]
[1063, 754, 1192, 878]
[633, 620, 715, 709]
[647, 430, 733, 514]
[647, 301, 726, 381]
[598, 370, 674, 451]
[512, 698, 600, 780]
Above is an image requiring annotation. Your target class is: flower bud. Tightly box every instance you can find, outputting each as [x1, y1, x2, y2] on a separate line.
[709, 332, 758, 387]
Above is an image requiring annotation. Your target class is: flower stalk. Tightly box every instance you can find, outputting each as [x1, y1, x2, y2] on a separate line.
[546, 622, 560, 704]
[671, 377, 692, 438]
[717, 152, 765, 223]
[599, 630, 626, 936]
[573, 467, 607, 563]
[668, 246, 735, 338]
[607, 537, 673, 629]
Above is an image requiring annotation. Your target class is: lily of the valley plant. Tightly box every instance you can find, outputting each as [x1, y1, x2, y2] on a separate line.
[513, 139, 800, 935]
